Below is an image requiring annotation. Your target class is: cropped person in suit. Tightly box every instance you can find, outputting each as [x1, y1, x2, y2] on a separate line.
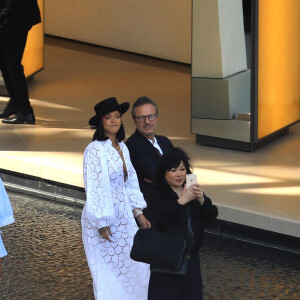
[126, 96, 174, 219]
[0, 0, 41, 124]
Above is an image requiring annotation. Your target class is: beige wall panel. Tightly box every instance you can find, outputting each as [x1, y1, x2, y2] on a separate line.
[44, 0, 191, 63]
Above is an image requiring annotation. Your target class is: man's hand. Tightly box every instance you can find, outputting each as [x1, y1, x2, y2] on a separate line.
[136, 214, 151, 229]
[144, 178, 152, 184]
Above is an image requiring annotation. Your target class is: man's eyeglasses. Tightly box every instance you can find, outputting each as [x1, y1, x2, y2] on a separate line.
[134, 114, 158, 122]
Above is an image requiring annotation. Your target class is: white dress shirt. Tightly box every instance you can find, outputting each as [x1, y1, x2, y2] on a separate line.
[148, 136, 163, 155]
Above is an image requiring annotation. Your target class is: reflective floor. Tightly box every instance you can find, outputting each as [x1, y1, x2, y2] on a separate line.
[1, 191, 299, 300]
[0, 36, 300, 238]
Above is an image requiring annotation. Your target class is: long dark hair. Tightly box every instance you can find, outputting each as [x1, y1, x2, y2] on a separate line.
[153, 147, 192, 188]
[92, 118, 125, 142]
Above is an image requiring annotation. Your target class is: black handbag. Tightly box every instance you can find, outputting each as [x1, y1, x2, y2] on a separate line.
[130, 205, 193, 276]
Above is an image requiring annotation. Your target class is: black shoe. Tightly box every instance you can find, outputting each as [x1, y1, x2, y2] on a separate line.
[0, 108, 18, 119]
[2, 112, 35, 124]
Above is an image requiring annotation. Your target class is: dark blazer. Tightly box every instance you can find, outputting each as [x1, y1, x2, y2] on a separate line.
[126, 129, 174, 200]
[147, 185, 218, 254]
[0, 0, 41, 31]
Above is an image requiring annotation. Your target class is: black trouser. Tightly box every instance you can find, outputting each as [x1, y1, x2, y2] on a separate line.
[0, 26, 33, 115]
[148, 253, 203, 300]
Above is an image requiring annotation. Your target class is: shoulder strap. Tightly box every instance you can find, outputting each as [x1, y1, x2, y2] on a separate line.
[185, 204, 194, 256]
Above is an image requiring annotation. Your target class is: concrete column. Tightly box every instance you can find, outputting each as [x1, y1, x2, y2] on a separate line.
[192, 0, 250, 122]
[192, 0, 247, 78]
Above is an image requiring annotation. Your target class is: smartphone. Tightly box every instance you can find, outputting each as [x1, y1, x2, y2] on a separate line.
[186, 174, 197, 188]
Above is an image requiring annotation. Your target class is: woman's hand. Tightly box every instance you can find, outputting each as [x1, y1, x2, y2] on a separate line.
[136, 214, 151, 229]
[194, 184, 205, 205]
[99, 226, 112, 241]
[177, 184, 196, 205]
[178, 184, 204, 205]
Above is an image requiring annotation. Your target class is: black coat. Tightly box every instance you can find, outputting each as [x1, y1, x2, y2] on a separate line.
[125, 129, 174, 199]
[0, 0, 41, 31]
[147, 185, 218, 300]
[147, 185, 218, 254]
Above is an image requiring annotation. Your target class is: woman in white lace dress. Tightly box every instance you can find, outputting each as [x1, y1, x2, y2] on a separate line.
[0, 177, 14, 277]
[81, 97, 151, 300]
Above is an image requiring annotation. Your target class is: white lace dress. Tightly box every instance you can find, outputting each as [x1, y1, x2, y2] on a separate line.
[81, 140, 150, 300]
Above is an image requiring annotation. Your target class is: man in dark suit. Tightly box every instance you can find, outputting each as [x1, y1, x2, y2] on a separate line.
[126, 96, 174, 218]
[0, 0, 41, 124]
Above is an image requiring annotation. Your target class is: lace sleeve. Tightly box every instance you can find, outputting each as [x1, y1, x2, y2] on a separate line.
[83, 142, 116, 229]
[122, 144, 147, 210]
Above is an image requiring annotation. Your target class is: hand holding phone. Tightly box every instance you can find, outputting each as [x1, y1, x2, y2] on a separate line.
[186, 174, 197, 188]
[178, 174, 198, 205]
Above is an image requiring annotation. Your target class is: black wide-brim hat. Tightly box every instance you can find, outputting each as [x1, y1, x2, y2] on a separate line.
[89, 97, 130, 126]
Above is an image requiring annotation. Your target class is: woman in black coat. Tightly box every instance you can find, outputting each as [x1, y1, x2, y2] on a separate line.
[147, 148, 218, 300]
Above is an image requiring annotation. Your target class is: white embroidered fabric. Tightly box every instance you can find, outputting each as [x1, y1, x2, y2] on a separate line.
[81, 140, 150, 300]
